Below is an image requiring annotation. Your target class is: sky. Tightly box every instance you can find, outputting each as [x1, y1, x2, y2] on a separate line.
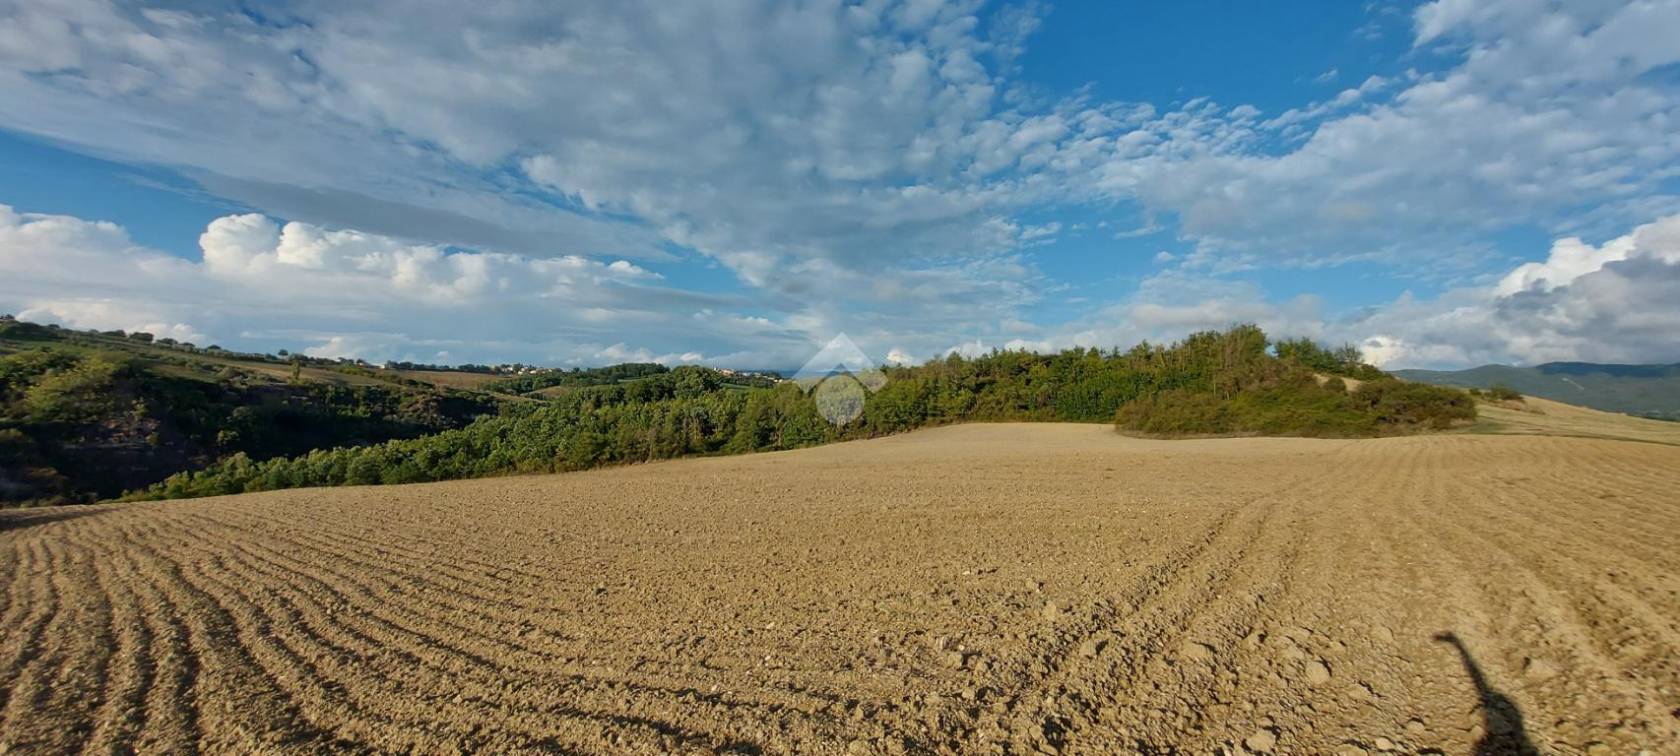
[2, 0, 1679, 370]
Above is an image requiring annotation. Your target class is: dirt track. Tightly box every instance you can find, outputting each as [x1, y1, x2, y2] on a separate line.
[3, 423, 1679, 754]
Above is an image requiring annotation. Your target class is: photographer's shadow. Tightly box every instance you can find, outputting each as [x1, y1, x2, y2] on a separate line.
[1434, 631, 1538, 755]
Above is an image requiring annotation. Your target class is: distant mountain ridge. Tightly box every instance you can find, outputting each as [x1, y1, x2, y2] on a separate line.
[1394, 362, 1680, 420]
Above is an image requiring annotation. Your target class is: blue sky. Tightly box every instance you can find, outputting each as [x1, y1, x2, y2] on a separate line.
[1024, 1, 1405, 110]
[2, 0, 1679, 369]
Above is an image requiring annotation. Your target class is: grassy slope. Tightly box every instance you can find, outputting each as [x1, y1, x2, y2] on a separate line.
[1395, 362, 1680, 420]
[1468, 394, 1680, 446]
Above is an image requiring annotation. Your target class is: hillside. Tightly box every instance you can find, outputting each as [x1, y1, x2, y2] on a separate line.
[4, 422, 1676, 752]
[1394, 362, 1680, 420]
[0, 318, 503, 504]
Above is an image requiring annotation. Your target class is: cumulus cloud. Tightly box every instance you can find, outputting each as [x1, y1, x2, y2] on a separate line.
[0, 204, 742, 364]
[0, 204, 1046, 369]
[1353, 214, 1680, 367]
[1494, 234, 1640, 296]
[7, 205, 1680, 373]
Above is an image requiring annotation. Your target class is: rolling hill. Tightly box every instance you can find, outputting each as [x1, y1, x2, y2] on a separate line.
[1395, 362, 1680, 420]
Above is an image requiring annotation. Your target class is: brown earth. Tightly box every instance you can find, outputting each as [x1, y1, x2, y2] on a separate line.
[3, 418, 1679, 754]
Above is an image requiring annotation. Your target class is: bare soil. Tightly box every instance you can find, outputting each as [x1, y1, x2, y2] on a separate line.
[3, 419, 1678, 754]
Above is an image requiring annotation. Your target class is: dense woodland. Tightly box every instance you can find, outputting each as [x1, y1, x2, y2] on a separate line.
[124, 325, 1474, 502]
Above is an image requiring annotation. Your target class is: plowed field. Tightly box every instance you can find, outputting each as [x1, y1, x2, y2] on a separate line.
[4, 419, 1678, 754]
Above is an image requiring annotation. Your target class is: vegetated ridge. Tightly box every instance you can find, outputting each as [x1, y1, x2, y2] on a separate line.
[0, 317, 501, 504]
[126, 325, 1473, 502]
[1394, 361, 1680, 420]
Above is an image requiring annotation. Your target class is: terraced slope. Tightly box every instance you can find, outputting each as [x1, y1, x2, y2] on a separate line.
[3, 423, 1678, 753]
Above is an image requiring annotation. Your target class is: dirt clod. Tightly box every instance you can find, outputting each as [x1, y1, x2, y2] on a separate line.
[1244, 728, 1278, 753]
[1523, 656, 1559, 681]
[1306, 660, 1333, 685]
[1180, 640, 1216, 663]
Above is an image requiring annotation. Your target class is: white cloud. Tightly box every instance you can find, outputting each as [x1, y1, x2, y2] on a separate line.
[1085, 0, 1680, 268]
[18, 0, 1667, 286]
[8, 203, 1680, 372]
[0, 0, 1678, 368]
[0, 204, 1042, 370]
[187, 213, 661, 308]
[0, 204, 743, 364]
[976, 213, 1680, 370]
[0, 0, 1081, 292]
[15, 301, 208, 345]
[1494, 234, 1639, 295]
[1353, 213, 1680, 367]
[944, 339, 990, 359]
[592, 343, 704, 365]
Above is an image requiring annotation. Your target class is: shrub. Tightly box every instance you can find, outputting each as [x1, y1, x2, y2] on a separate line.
[1116, 369, 1391, 438]
[0, 319, 60, 342]
[1350, 379, 1477, 430]
[22, 355, 126, 423]
[1486, 384, 1523, 402]
[1115, 390, 1233, 435]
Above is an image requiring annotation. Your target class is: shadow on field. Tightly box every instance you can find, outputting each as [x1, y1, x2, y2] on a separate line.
[0, 506, 105, 533]
[1434, 631, 1538, 755]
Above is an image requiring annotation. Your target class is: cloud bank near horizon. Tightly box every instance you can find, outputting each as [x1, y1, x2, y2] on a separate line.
[6, 204, 1678, 369]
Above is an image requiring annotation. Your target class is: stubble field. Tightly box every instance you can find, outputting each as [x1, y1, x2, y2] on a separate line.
[3, 419, 1679, 754]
